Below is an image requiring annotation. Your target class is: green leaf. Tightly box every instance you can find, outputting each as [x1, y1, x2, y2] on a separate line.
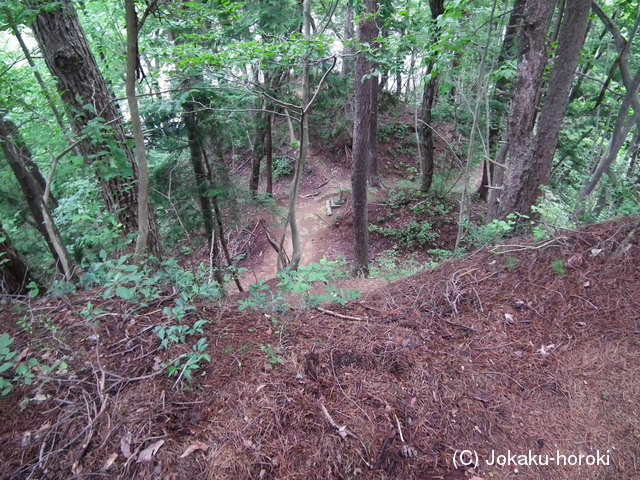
[0, 363, 14, 374]
[115, 286, 136, 300]
[0, 333, 14, 349]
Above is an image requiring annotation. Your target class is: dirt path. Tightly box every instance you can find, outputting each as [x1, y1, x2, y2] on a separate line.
[240, 156, 353, 285]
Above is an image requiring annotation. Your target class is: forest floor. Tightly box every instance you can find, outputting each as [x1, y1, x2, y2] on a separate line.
[1, 134, 639, 479]
[0, 216, 638, 480]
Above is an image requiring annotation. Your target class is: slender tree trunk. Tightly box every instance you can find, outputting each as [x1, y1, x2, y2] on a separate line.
[286, 0, 312, 271]
[368, 69, 380, 187]
[418, 0, 446, 194]
[0, 112, 76, 282]
[180, 86, 226, 288]
[125, 0, 152, 256]
[341, 0, 355, 76]
[249, 103, 267, 195]
[487, 0, 558, 220]
[577, 2, 640, 205]
[0, 221, 38, 295]
[351, 0, 378, 277]
[578, 73, 640, 202]
[183, 101, 216, 247]
[265, 114, 273, 194]
[479, 0, 526, 201]
[28, 0, 158, 253]
[4, 10, 66, 134]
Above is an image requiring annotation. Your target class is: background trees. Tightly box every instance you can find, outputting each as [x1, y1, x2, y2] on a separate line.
[0, 0, 637, 290]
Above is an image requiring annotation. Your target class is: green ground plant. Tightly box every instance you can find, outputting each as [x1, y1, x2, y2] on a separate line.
[0, 333, 69, 396]
[260, 344, 283, 366]
[370, 250, 432, 281]
[238, 258, 361, 312]
[78, 254, 221, 384]
[369, 221, 439, 250]
[551, 258, 566, 276]
[163, 338, 211, 385]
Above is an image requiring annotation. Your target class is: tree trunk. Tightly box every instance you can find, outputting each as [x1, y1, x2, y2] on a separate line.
[487, 0, 558, 220]
[286, 0, 312, 271]
[265, 113, 273, 194]
[0, 112, 77, 282]
[125, 0, 152, 256]
[183, 101, 216, 247]
[4, 10, 66, 135]
[351, 0, 378, 277]
[578, 73, 640, 203]
[368, 67, 380, 187]
[28, 0, 158, 253]
[577, 2, 640, 205]
[418, 0, 446, 194]
[0, 220, 39, 295]
[524, 0, 591, 203]
[249, 104, 267, 195]
[341, 0, 355, 76]
[479, 0, 526, 201]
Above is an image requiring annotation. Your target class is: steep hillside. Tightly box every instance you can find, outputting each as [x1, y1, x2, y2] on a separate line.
[0, 218, 638, 479]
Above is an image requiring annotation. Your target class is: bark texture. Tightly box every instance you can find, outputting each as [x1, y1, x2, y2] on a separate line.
[488, 0, 558, 220]
[479, 0, 526, 200]
[0, 112, 76, 281]
[29, 0, 158, 252]
[351, 0, 378, 276]
[418, 0, 445, 194]
[0, 221, 37, 295]
[526, 0, 591, 203]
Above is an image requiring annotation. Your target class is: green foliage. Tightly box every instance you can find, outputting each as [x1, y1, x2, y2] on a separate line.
[551, 259, 566, 276]
[81, 254, 221, 305]
[272, 156, 294, 181]
[260, 344, 283, 366]
[530, 187, 576, 239]
[463, 218, 514, 248]
[412, 198, 452, 217]
[238, 280, 290, 313]
[156, 318, 209, 350]
[77, 254, 219, 385]
[427, 248, 462, 262]
[163, 338, 211, 384]
[0, 333, 18, 396]
[390, 162, 419, 180]
[370, 250, 430, 281]
[238, 258, 361, 312]
[80, 301, 105, 322]
[0, 332, 68, 396]
[369, 221, 439, 250]
[379, 123, 409, 143]
[278, 258, 361, 308]
[54, 179, 125, 264]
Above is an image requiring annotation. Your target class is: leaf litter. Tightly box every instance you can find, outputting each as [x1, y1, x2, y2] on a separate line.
[0, 217, 638, 479]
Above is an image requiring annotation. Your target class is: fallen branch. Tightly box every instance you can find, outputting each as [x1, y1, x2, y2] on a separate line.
[320, 404, 356, 440]
[316, 307, 364, 321]
[490, 237, 566, 254]
[315, 177, 331, 189]
[259, 218, 290, 266]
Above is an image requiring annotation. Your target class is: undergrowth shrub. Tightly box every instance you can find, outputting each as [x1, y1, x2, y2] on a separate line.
[78, 254, 222, 386]
[0, 332, 68, 396]
[369, 250, 430, 281]
[238, 257, 361, 312]
[369, 221, 439, 250]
